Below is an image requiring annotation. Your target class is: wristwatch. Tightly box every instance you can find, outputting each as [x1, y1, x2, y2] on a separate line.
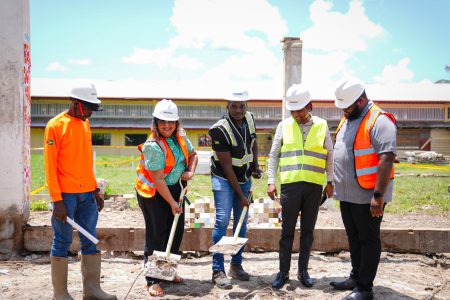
[373, 191, 383, 198]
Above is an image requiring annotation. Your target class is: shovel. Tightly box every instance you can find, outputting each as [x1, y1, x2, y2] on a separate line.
[208, 192, 251, 255]
[66, 217, 99, 245]
[144, 185, 188, 281]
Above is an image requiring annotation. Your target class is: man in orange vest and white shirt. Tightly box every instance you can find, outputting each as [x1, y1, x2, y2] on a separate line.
[330, 78, 397, 300]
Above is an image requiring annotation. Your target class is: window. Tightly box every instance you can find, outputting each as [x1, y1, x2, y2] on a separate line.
[198, 134, 212, 147]
[125, 134, 148, 146]
[92, 133, 111, 146]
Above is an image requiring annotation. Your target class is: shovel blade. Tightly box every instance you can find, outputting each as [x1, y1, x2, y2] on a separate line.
[153, 250, 181, 261]
[144, 251, 180, 281]
[209, 236, 248, 255]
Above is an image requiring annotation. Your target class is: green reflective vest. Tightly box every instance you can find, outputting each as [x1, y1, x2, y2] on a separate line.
[280, 116, 328, 185]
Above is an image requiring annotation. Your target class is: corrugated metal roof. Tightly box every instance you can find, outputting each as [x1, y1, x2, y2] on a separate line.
[31, 78, 450, 102]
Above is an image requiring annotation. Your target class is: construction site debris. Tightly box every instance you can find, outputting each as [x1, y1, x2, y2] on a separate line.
[405, 151, 450, 165]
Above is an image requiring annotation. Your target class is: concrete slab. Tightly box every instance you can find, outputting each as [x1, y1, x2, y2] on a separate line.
[23, 226, 450, 253]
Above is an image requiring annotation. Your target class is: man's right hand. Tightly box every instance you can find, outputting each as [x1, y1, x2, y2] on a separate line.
[170, 201, 183, 216]
[240, 195, 249, 208]
[52, 201, 67, 222]
[267, 184, 278, 201]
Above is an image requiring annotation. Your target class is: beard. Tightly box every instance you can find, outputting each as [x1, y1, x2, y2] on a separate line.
[346, 105, 362, 120]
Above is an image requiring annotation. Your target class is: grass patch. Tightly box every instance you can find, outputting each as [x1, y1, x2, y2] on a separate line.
[30, 199, 50, 211]
[31, 154, 450, 214]
[386, 176, 450, 214]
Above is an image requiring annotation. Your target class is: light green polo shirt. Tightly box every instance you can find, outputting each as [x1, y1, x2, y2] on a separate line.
[142, 135, 194, 186]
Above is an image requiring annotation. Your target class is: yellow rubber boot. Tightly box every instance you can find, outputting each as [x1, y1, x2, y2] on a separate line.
[50, 256, 74, 300]
[81, 253, 117, 300]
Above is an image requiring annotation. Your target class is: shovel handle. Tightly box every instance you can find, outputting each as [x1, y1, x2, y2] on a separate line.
[164, 184, 187, 257]
[66, 217, 99, 245]
[233, 206, 248, 242]
[165, 212, 180, 257]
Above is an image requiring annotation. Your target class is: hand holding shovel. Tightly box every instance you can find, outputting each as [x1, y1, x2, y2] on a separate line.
[209, 191, 251, 255]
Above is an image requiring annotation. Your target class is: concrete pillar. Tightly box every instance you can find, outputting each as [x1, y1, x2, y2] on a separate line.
[0, 0, 30, 259]
[281, 37, 302, 120]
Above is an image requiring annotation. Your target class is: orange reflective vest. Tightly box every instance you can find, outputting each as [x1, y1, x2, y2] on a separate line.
[135, 132, 189, 198]
[336, 104, 396, 189]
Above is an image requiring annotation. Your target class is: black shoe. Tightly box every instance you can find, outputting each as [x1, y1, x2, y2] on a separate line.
[297, 270, 313, 288]
[342, 288, 374, 300]
[330, 277, 356, 290]
[228, 264, 250, 281]
[212, 270, 232, 289]
[272, 271, 289, 289]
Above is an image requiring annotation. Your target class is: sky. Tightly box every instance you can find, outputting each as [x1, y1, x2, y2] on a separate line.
[30, 0, 450, 94]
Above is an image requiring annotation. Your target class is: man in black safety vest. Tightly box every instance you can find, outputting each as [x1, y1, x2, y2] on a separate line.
[209, 90, 263, 289]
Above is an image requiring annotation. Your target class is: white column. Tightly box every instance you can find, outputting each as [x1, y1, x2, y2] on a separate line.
[0, 0, 30, 259]
[281, 37, 302, 120]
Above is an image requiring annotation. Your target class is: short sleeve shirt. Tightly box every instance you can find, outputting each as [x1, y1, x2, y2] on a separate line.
[210, 122, 249, 152]
[333, 101, 397, 204]
[142, 135, 194, 186]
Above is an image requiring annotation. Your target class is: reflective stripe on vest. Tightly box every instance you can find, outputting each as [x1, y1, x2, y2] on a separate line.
[279, 116, 328, 185]
[135, 131, 189, 198]
[211, 112, 256, 167]
[336, 104, 396, 189]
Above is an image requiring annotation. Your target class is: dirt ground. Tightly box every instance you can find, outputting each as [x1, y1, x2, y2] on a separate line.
[1, 250, 449, 300]
[1, 209, 449, 300]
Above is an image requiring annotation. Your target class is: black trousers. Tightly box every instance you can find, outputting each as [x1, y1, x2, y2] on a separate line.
[279, 181, 322, 272]
[136, 183, 185, 285]
[340, 201, 384, 291]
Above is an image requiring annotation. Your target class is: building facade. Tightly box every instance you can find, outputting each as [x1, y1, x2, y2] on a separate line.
[31, 92, 450, 157]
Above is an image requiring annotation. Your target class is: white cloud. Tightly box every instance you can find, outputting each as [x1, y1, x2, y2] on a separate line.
[122, 48, 171, 66]
[122, 48, 203, 70]
[373, 58, 414, 84]
[299, 0, 386, 85]
[122, 0, 287, 81]
[46, 62, 67, 72]
[202, 47, 280, 81]
[170, 0, 288, 52]
[167, 0, 288, 83]
[68, 58, 92, 65]
[171, 55, 204, 70]
[301, 50, 352, 92]
[301, 0, 384, 52]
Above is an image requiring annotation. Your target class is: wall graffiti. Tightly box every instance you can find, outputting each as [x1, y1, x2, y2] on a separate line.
[23, 35, 31, 205]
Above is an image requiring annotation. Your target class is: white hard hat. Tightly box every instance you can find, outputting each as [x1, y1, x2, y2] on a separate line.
[334, 78, 365, 109]
[285, 84, 311, 111]
[152, 99, 179, 121]
[225, 90, 249, 101]
[69, 84, 101, 104]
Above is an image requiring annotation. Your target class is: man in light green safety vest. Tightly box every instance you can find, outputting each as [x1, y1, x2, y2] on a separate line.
[268, 84, 334, 289]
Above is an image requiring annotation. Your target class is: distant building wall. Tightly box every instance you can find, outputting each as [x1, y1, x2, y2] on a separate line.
[30, 98, 450, 157]
[431, 129, 450, 155]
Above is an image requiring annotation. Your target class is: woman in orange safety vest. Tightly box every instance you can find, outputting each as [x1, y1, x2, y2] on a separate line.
[135, 99, 198, 297]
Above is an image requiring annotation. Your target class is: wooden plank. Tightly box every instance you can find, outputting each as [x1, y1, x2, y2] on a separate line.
[23, 227, 450, 254]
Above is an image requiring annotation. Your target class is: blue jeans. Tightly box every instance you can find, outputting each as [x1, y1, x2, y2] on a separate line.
[51, 192, 99, 257]
[211, 175, 251, 272]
